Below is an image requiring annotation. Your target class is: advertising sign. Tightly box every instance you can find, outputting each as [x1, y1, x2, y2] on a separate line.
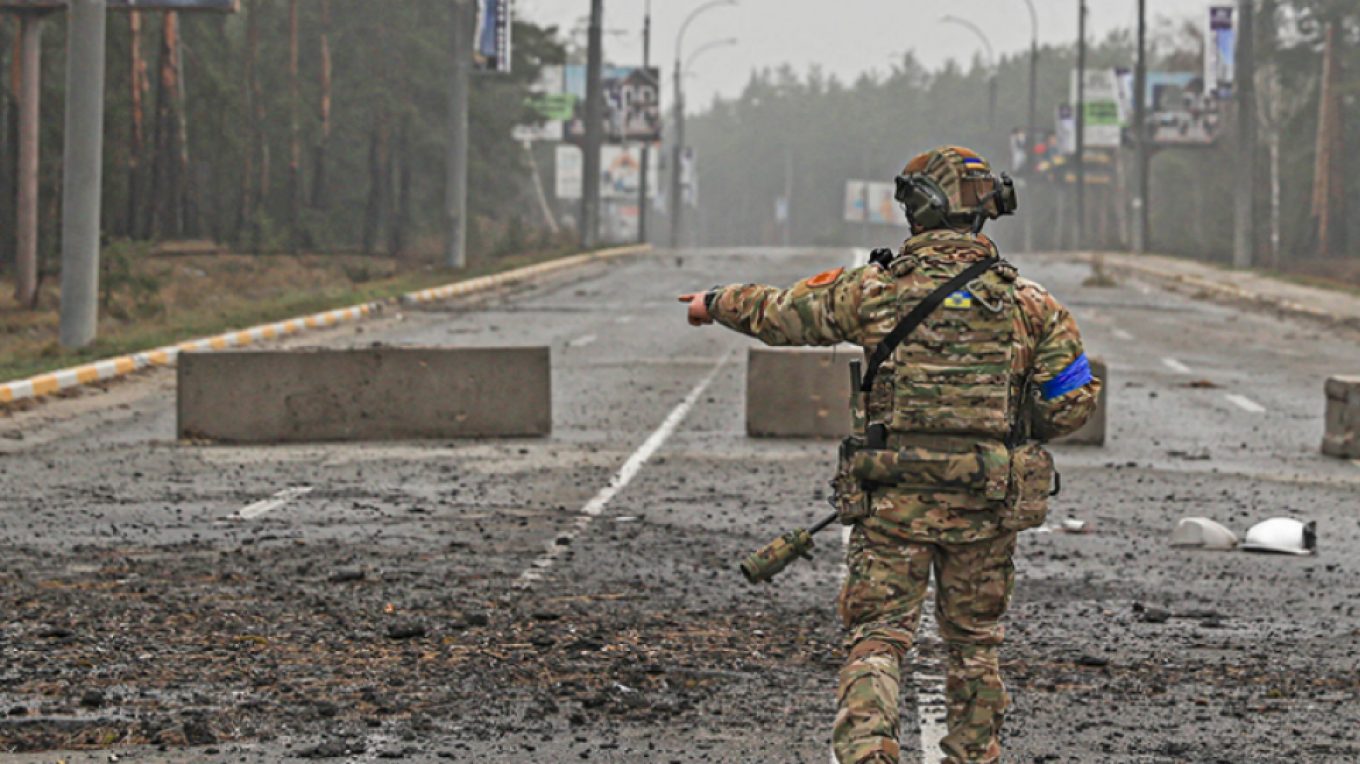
[512, 65, 568, 142]
[844, 181, 908, 227]
[1071, 69, 1123, 149]
[473, 0, 512, 74]
[1144, 72, 1222, 146]
[0, 0, 239, 9]
[555, 144, 659, 201]
[1206, 6, 1235, 98]
[564, 65, 661, 143]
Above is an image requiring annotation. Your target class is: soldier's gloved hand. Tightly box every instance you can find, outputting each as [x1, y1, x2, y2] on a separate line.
[678, 292, 713, 326]
[868, 247, 895, 268]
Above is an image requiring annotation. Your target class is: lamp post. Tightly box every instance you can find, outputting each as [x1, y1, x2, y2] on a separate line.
[940, 15, 996, 128]
[637, 0, 652, 245]
[684, 37, 738, 76]
[670, 0, 737, 249]
[1076, 0, 1087, 251]
[1020, 0, 1037, 253]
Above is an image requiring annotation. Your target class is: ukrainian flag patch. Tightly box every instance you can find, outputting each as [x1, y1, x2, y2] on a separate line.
[944, 290, 973, 309]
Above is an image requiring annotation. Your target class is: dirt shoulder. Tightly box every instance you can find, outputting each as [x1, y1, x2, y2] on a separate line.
[0, 243, 587, 383]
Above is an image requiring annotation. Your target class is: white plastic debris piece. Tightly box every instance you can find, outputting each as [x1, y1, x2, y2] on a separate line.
[1241, 517, 1317, 555]
[1059, 518, 1093, 534]
[1169, 517, 1239, 550]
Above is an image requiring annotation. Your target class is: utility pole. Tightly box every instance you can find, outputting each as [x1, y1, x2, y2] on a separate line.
[669, 68, 684, 249]
[1074, 0, 1087, 251]
[58, 0, 108, 347]
[1232, 0, 1256, 269]
[13, 12, 45, 308]
[581, 0, 605, 249]
[1022, 0, 1038, 254]
[636, 0, 651, 245]
[1132, 0, 1149, 254]
[445, 0, 471, 269]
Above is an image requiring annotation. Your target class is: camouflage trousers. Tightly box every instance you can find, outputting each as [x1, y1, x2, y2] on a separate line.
[834, 523, 1018, 764]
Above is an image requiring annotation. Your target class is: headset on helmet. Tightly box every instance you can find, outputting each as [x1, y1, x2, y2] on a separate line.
[893, 147, 1018, 233]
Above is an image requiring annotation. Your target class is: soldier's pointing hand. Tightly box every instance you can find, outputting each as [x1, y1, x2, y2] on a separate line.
[678, 292, 713, 326]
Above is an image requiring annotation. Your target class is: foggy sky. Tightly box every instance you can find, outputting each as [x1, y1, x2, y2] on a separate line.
[520, 0, 1219, 113]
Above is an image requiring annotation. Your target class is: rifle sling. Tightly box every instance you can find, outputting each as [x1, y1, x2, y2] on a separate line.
[860, 256, 1000, 393]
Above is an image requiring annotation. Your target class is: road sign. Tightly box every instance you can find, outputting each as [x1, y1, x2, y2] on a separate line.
[473, 0, 511, 74]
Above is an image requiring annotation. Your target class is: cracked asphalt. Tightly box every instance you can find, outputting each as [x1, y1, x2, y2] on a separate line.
[1, 247, 1358, 763]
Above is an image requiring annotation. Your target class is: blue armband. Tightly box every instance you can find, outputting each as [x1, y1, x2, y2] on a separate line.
[1041, 353, 1093, 400]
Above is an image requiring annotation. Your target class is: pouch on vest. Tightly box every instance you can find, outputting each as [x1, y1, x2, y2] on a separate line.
[1002, 443, 1054, 531]
[832, 436, 872, 525]
[848, 441, 1010, 502]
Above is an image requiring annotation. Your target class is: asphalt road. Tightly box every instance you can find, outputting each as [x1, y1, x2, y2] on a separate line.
[1, 247, 1358, 764]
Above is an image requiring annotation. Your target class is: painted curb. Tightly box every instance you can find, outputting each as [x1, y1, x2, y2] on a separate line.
[0, 244, 650, 406]
[1081, 253, 1358, 327]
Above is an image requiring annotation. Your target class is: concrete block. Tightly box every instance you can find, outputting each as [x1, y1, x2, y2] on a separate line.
[1052, 356, 1108, 447]
[178, 346, 550, 443]
[1322, 375, 1360, 459]
[746, 347, 855, 439]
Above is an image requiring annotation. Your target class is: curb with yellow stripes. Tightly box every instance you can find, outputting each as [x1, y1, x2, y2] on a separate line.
[0, 244, 649, 406]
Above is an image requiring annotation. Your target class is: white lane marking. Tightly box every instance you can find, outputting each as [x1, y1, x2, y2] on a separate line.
[831, 525, 947, 764]
[237, 487, 314, 520]
[1112, 328, 1134, 341]
[1225, 394, 1266, 413]
[1161, 357, 1192, 374]
[567, 334, 598, 348]
[518, 352, 733, 585]
[614, 315, 636, 324]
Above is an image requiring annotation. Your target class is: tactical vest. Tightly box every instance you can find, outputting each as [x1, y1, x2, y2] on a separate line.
[877, 234, 1019, 440]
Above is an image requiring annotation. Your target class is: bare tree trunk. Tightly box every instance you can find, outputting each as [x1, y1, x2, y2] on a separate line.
[389, 119, 412, 256]
[236, 0, 255, 243]
[149, 12, 182, 239]
[127, 11, 146, 239]
[287, 0, 301, 252]
[361, 122, 387, 255]
[0, 17, 13, 269]
[175, 21, 195, 237]
[311, 0, 332, 210]
[246, 0, 268, 248]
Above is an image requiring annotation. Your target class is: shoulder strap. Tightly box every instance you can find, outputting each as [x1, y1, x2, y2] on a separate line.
[860, 257, 1000, 393]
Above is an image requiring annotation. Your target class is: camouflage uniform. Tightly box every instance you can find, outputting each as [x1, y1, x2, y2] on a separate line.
[708, 227, 1099, 764]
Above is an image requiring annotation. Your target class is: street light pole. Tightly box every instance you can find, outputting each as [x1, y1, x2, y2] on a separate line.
[637, 0, 651, 245]
[670, 0, 737, 250]
[445, 0, 471, 269]
[581, 0, 605, 248]
[59, 0, 108, 347]
[1075, 0, 1087, 251]
[1232, 0, 1256, 269]
[1132, 0, 1149, 254]
[940, 15, 996, 127]
[1022, 0, 1037, 254]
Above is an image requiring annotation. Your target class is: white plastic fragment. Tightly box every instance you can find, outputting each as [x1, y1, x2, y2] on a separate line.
[1241, 517, 1317, 555]
[1169, 517, 1239, 550]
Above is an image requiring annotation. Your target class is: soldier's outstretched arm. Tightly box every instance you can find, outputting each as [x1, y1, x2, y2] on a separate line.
[680, 266, 892, 347]
[1021, 282, 1103, 440]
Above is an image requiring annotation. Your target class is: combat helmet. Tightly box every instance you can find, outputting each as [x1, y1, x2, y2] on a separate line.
[894, 146, 1017, 232]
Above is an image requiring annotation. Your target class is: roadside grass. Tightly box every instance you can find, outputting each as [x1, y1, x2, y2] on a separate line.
[0, 244, 586, 383]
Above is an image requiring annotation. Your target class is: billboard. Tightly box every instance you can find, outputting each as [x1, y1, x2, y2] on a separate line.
[844, 181, 909, 227]
[512, 65, 568, 142]
[564, 65, 661, 143]
[1071, 69, 1123, 149]
[473, 0, 512, 74]
[0, 0, 238, 8]
[555, 144, 659, 201]
[1206, 6, 1235, 98]
[1144, 72, 1222, 146]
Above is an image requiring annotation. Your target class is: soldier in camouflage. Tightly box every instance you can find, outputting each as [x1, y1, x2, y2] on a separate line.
[681, 146, 1100, 764]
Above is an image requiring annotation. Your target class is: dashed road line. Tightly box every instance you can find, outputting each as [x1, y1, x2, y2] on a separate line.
[1225, 394, 1267, 413]
[568, 334, 598, 348]
[1112, 328, 1134, 341]
[518, 351, 732, 586]
[237, 487, 314, 520]
[614, 315, 636, 324]
[1161, 357, 1192, 374]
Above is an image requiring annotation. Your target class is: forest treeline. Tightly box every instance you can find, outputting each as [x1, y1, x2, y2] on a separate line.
[684, 0, 1358, 266]
[0, 0, 562, 270]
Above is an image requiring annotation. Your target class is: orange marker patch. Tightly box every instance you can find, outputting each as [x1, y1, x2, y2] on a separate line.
[805, 268, 845, 288]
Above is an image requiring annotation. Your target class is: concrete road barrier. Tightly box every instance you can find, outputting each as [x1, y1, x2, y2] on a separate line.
[747, 347, 855, 438]
[747, 349, 1108, 446]
[1053, 356, 1108, 447]
[178, 346, 550, 443]
[1322, 376, 1360, 459]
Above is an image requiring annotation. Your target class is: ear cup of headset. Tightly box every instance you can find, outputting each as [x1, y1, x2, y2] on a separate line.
[895, 175, 950, 230]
